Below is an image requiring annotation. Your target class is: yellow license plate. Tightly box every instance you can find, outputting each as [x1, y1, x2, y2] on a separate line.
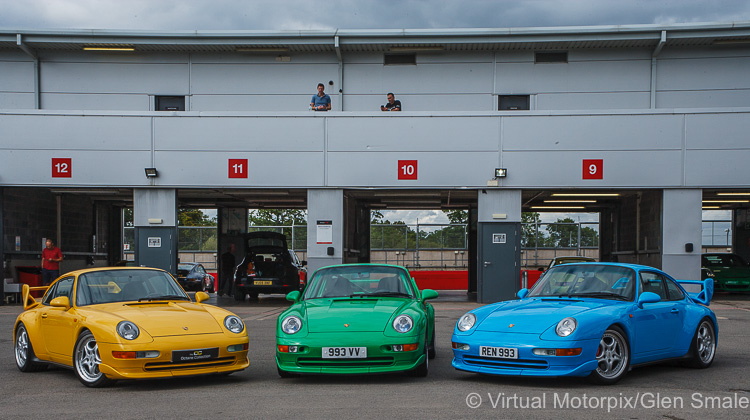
[253, 280, 272, 286]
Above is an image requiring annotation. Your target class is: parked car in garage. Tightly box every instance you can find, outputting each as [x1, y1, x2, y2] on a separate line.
[702, 253, 750, 292]
[546, 256, 597, 270]
[176, 263, 215, 293]
[233, 231, 305, 301]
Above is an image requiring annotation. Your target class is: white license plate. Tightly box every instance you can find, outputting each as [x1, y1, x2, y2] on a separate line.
[479, 346, 518, 359]
[322, 347, 367, 359]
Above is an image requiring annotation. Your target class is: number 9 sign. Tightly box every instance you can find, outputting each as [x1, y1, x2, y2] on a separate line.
[582, 159, 603, 180]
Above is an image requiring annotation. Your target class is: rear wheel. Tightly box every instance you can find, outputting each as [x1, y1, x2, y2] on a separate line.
[73, 331, 113, 388]
[687, 319, 716, 368]
[15, 324, 46, 372]
[588, 326, 630, 385]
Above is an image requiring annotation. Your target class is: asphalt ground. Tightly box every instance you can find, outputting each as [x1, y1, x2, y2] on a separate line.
[1, 291, 749, 419]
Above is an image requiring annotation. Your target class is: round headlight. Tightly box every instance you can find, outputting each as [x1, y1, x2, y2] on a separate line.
[281, 316, 302, 335]
[117, 321, 140, 340]
[393, 315, 413, 333]
[457, 313, 477, 332]
[224, 315, 245, 334]
[555, 317, 577, 337]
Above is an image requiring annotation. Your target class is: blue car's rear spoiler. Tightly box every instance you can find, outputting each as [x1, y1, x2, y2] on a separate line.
[676, 279, 714, 306]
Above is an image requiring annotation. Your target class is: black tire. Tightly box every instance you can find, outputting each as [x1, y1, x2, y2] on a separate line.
[277, 365, 297, 378]
[15, 324, 47, 372]
[73, 331, 114, 388]
[588, 326, 630, 385]
[233, 286, 245, 302]
[201, 280, 208, 293]
[427, 327, 436, 360]
[686, 319, 716, 368]
[409, 338, 429, 377]
[249, 292, 259, 300]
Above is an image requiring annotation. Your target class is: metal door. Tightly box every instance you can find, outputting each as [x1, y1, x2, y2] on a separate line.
[135, 227, 177, 274]
[478, 222, 520, 303]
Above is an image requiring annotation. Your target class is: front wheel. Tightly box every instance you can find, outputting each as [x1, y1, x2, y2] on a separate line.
[687, 319, 716, 368]
[73, 331, 113, 388]
[588, 326, 630, 385]
[15, 324, 46, 372]
[409, 338, 429, 377]
[427, 327, 436, 360]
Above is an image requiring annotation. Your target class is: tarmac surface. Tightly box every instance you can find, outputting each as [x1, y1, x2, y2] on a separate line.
[1, 291, 749, 419]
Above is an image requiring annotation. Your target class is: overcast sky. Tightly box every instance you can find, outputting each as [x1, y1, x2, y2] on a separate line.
[2, 0, 750, 31]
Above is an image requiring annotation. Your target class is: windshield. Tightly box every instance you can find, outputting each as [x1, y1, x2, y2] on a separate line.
[303, 266, 415, 300]
[76, 269, 189, 305]
[529, 264, 635, 301]
[703, 254, 747, 268]
[177, 264, 194, 271]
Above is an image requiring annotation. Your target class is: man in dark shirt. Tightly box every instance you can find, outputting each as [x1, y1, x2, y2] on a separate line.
[381, 93, 402, 111]
[219, 243, 236, 296]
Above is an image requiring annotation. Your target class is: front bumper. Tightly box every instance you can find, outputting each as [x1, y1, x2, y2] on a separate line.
[451, 330, 599, 377]
[277, 332, 425, 374]
[97, 333, 249, 380]
[715, 279, 750, 292]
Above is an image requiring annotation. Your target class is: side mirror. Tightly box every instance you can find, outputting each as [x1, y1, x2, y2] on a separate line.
[537, 268, 545, 272]
[421, 289, 438, 302]
[286, 291, 301, 303]
[637, 291, 661, 308]
[517, 288, 529, 299]
[301, 260, 307, 266]
[50, 296, 70, 309]
[195, 292, 210, 303]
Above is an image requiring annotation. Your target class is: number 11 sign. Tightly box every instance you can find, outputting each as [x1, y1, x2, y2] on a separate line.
[228, 159, 248, 178]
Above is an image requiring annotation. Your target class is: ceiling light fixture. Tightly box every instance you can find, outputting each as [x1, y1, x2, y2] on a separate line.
[543, 200, 597, 203]
[530, 206, 586, 210]
[83, 46, 135, 51]
[552, 193, 620, 197]
[702, 200, 749, 203]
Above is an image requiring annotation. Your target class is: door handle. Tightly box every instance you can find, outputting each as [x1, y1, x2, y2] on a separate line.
[41, 313, 48, 319]
[670, 308, 679, 314]
[483, 262, 492, 267]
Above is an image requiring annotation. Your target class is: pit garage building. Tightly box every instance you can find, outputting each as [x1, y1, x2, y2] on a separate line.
[2, 22, 750, 302]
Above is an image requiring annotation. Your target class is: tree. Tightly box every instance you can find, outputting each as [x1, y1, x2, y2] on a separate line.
[521, 212, 545, 247]
[248, 209, 306, 226]
[443, 210, 468, 224]
[178, 208, 216, 226]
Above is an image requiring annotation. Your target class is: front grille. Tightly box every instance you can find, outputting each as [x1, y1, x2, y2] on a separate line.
[144, 356, 236, 371]
[463, 355, 549, 370]
[297, 357, 394, 367]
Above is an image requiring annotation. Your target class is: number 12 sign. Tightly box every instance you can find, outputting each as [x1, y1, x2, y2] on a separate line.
[51, 158, 72, 178]
[228, 159, 248, 178]
[398, 160, 418, 180]
[582, 159, 603, 180]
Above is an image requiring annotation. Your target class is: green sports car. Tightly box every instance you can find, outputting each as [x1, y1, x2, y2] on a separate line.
[276, 264, 438, 377]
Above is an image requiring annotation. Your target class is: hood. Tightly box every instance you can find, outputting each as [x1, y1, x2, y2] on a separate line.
[304, 298, 409, 333]
[90, 302, 223, 337]
[476, 298, 614, 334]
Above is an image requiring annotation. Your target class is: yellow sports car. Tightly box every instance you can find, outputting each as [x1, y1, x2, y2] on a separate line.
[13, 267, 249, 387]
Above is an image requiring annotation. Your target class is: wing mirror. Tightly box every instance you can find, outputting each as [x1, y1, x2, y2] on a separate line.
[421, 289, 438, 302]
[637, 291, 661, 308]
[286, 291, 301, 303]
[50, 296, 70, 309]
[195, 292, 210, 303]
[517, 288, 529, 299]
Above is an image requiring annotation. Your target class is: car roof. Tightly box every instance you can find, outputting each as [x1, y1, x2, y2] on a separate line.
[57, 266, 170, 277]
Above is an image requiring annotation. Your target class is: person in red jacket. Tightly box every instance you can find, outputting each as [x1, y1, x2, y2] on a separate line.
[41, 239, 63, 285]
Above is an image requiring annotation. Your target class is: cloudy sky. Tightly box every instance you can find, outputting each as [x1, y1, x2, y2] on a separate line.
[1, 0, 750, 31]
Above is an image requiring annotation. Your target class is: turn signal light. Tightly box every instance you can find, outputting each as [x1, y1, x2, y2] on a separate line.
[277, 345, 299, 353]
[403, 343, 419, 352]
[278, 345, 289, 353]
[112, 351, 136, 359]
[452, 342, 470, 351]
[556, 348, 582, 356]
[112, 351, 160, 359]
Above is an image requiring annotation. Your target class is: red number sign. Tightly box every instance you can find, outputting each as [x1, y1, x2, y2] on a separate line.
[398, 160, 418, 180]
[582, 159, 603, 180]
[51, 158, 72, 178]
[228, 159, 248, 178]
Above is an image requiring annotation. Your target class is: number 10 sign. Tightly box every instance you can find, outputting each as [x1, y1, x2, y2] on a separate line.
[582, 159, 603, 180]
[398, 160, 418, 180]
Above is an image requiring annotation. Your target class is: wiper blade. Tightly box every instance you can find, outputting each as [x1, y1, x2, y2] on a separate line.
[366, 292, 412, 298]
[138, 295, 190, 302]
[568, 292, 630, 301]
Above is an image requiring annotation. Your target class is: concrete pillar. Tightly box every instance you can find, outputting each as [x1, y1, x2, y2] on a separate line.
[307, 189, 344, 276]
[133, 189, 178, 274]
[662, 189, 702, 280]
[477, 189, 522, 303]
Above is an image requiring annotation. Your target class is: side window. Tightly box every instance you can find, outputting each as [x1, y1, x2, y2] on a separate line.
[665, 279, 685, 301]
[197, 266, 206, 274]
[43, 277, 74, 305]
[639, 272, 667, 300]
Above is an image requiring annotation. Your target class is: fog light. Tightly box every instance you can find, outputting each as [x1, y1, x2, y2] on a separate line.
[136, 351, 160, 359]
[392, 345, 403, 352]
[452, 342, 470, 351]
[228, 344, 248, 352]
[288, 345, 299, 353]
[532, 348, 556, 356]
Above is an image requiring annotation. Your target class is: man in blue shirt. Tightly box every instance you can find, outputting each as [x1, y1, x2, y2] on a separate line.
[310, 83, 331, 111]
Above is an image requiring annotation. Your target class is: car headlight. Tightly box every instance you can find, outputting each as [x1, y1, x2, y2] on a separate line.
[555, 317, 577, 337]
[456, 313, 477, 332]
[281, 315, 302, 334]
[392, 315, 413, 333]
[224, 315, 245, 334]
[117, 321, 140, 340]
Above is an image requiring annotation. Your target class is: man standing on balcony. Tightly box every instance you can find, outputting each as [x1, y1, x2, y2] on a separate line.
[41, 238, 62, 286]
[310, 83, 331, 111]
[219, 243, 236, 296]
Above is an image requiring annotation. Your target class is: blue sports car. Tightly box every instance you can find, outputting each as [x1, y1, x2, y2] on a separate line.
[452, 263, 716, 384]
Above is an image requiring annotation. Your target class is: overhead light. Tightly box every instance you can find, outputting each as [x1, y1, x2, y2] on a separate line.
[144, 168, 158, 178]
[544, 200, 596, 203]
[530, 206, 586, 210]
[702, 206, 721, 209]
[702, 200, 749, 203]
[236, 47, 289, 52]
[389, 46, 444, 52]
[552, 193, 620, 197]
[494, 168, 507, 178]
[717, 192, 750, 196]
[83, 46, 135, 51]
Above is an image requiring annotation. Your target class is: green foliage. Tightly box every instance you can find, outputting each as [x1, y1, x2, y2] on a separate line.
[248, 209, 307, 226]
[178, 208, 216, 226]
[443, 210, 468, 224]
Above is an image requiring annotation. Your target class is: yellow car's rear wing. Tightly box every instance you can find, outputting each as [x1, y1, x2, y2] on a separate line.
[22, 283, 48, 310]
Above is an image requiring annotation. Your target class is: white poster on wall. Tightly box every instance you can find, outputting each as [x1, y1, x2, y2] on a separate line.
[316, 220, 333, 244]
